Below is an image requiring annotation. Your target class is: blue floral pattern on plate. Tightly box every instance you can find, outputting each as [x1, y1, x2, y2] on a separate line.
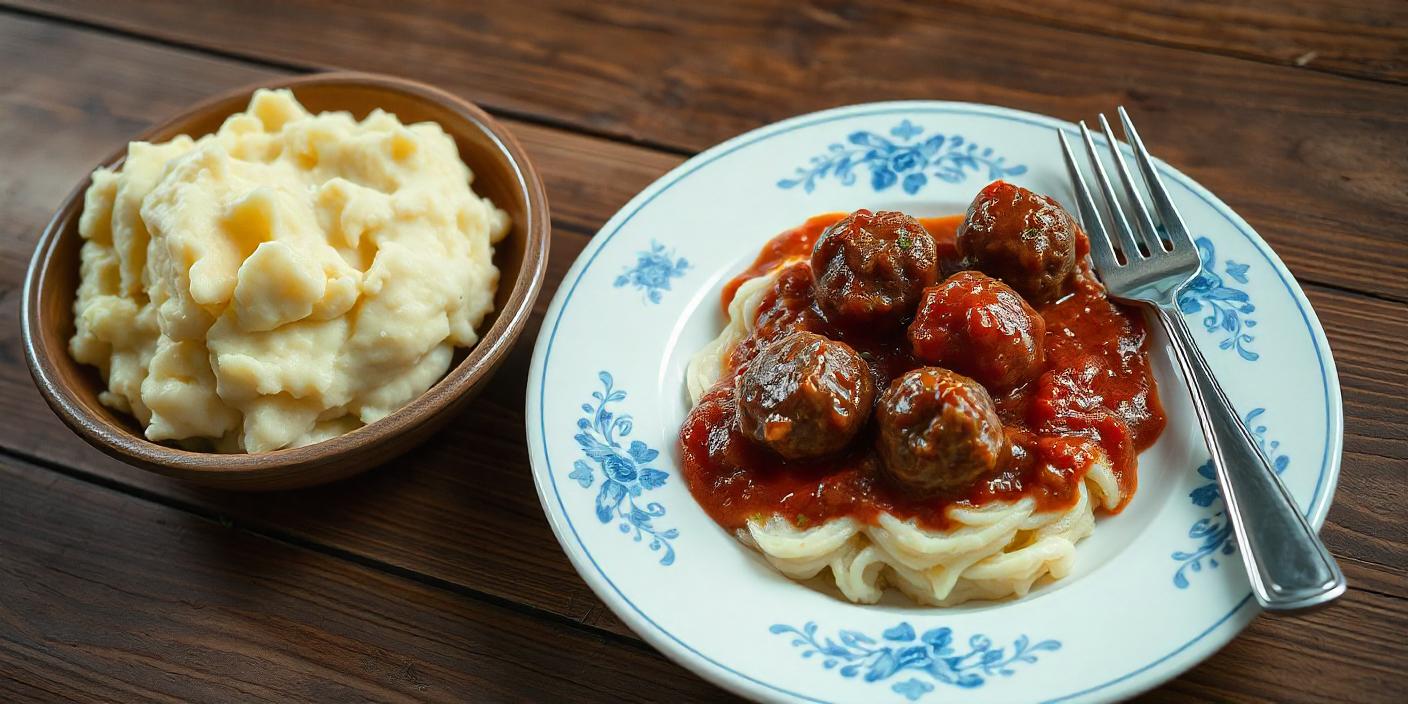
[1172, 408, 1288, 588]
[769, 621, 1059, 700]
[573, 371, 678, 565]
[1177, 236, 1259, 361]
[777, 120, 1027, 194]
[526, 102, 1341, 704]
[614, 240, 690, 304]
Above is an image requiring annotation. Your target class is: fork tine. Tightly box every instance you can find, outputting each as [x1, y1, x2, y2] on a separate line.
[1078, 120, 1145, 262]
[1098, 112, 1164, 253]
[1058, 129, 1121, 273]
[1118, 106, 1194, 251]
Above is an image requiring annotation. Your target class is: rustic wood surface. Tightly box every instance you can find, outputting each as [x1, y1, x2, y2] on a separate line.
[0, 2, 1404, 702]
[941, 0, 1408, 83]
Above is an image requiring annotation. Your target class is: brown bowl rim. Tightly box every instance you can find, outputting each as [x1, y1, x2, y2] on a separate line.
[20, 71, 550, 482]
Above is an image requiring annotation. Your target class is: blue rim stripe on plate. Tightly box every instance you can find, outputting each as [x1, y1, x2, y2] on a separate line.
[535, 104, 1338, 703]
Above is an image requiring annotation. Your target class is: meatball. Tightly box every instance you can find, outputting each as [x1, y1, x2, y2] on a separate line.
[811, 209, 939, 330]
[907, 271, 1046, 392]
[735, 331, 875, 460]
[874, 367, 1007, 495]
[956, 180, 1077, 305]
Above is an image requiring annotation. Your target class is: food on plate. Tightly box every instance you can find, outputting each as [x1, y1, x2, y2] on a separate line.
[810, 209, 939, 329]
[736, 331, 875, 460]
[907, 270, 1045, 392]
[69, 89, 509, 453]
[956, 179, 1076, 304]
[874, 366, 1006, 496]
[680, 181, 1164, 606]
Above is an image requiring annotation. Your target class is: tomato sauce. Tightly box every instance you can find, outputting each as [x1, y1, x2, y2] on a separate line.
[680, 212, 1166, 532]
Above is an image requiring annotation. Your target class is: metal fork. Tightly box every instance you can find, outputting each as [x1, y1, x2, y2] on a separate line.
[1058, 108, 1345, 612]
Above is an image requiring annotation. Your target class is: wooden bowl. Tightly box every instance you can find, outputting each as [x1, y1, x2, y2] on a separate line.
[21, 73, 550, 490]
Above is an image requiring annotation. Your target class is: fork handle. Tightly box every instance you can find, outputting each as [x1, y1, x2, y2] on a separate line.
[1155, 301, 1346, 611]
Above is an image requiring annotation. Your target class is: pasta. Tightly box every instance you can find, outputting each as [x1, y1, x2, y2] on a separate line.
[687, 260, 1123, 606]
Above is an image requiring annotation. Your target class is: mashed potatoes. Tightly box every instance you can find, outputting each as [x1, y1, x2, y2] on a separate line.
[70, 89, 509, 452]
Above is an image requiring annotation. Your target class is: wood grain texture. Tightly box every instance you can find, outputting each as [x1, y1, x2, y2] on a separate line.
[940, 0, 1408, 84]
[0, 7, 1404, 703]
[1142, 579, 1408, 703]
[6, 0, 1408, 302]
[0, 454, 736, 703]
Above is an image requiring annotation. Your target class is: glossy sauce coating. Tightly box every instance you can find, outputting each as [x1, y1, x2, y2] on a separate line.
[810, 209, 939, 330]
[736, 331, 875, 460]
[680, 212, 1164, 531]
[908, 270, 1046, 392]
[957, 180, 1077, 305]
[875, 367, 1007, 495]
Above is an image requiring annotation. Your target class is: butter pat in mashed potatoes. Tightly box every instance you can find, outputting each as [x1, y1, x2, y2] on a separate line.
[70, 89, 509, 452]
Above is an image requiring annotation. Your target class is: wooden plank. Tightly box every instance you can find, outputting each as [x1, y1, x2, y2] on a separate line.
[0, 455, 734, 703]
[5, 0, 1408, 301]
[941, 0, 1408, 84]
[1298, 284, 1408, 574]
[1144, 579, 1408, 703]
[0, 9, 1404, 634]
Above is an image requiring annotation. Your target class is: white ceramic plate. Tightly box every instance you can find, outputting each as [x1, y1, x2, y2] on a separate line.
[525, 102, 1342, 703]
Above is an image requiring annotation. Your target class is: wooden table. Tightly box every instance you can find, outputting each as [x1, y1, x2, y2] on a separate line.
[1, 2, 1404, 701]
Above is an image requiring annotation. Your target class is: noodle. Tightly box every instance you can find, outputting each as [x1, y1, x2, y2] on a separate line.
[687, 265, 1122, 606]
